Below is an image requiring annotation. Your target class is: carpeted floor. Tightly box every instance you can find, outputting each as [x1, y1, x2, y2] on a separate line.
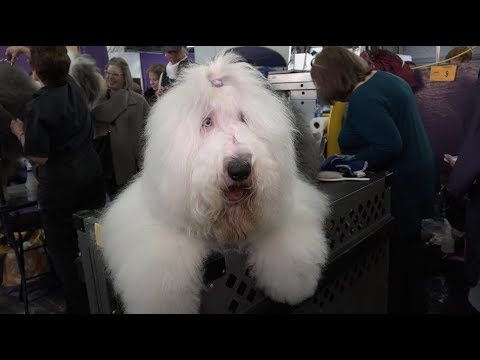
[0, 229, 478, 314]
[0, 276, 65, 314]
[1, 252, 478, 314]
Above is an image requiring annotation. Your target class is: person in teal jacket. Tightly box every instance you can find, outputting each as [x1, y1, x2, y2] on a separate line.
[311, 46, 436, 313]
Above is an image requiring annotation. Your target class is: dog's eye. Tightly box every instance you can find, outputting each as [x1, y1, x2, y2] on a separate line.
[240, 115, 247, 123]
[202, 118, 213, 127]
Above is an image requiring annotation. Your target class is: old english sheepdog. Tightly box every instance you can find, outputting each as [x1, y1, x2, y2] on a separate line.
[100, 53, 330, 313]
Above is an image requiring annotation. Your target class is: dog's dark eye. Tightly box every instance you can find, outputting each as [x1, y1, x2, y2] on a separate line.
[202, 118, 213, 127]
[240, 114, 246, 123]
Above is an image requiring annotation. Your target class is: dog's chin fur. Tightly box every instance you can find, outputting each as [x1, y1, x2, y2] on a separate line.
[210, 192, 258, 247]
[101, 52, 330, 314]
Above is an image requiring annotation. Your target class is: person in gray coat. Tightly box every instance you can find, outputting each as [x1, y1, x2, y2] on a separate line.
[91, 57, 150, 198]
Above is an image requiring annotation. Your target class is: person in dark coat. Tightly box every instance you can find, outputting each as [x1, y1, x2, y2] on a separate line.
[445, 76, 480, 311]
[91, 57, 150, 199]
[311, 46, 436, 313]
[7, 46, 105, 314]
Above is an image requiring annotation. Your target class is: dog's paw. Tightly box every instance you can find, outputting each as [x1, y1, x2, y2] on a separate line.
[251, 256, 321, 306]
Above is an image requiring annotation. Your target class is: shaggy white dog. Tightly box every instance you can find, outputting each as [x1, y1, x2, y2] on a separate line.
[100, 53, 330, 313]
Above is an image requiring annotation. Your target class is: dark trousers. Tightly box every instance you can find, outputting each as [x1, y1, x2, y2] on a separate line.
[388, 189, 433, 314]
[465, 195, 480, 288]
[388, 216, 426, 313]
[94, 134, 123, 201]
[40, 176, 105, 314]
[41, 209, 90, 314]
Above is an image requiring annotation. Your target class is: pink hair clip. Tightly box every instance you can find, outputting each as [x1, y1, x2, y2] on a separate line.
[210, 78, 224, 87]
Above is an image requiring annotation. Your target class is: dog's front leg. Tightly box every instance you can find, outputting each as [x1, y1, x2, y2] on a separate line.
[246, 181, 330, 305]
[106, 227, 209, 314]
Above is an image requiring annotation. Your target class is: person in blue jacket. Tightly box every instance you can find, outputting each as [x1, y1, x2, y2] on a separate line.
[311, 46, 436, 313]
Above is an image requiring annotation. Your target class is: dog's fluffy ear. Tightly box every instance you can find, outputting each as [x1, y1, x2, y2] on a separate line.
[0, 62, 36, 187]
[69, 53, 106, 109]
[0, 62, 37, 142]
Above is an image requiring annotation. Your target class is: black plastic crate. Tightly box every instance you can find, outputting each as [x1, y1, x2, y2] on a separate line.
[75, 209, 118, 314]
[292, 220, 392, 314]
[75, 172, 393, 314]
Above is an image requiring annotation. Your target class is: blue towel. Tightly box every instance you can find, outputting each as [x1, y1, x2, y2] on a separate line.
[321, 154, 368, 177]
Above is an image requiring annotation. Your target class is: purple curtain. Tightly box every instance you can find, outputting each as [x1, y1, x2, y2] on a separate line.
[0, 45, 109, 75]
[78, 46, 109, 72]
[415, 60, 480, 160]
[0, 46, 31, 74]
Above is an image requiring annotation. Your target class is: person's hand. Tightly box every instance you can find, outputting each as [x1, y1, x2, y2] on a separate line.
[444, 154, 457, 168]
[10, 118, 25, 139]
[5, 46, 30, 63]
[156, 86, 166, 96]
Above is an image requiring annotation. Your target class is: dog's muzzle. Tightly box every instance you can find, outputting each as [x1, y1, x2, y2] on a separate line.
[224, 155, 253, 203]
[227, 159, 251, 182]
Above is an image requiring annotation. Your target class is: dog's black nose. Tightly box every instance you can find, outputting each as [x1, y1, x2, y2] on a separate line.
[227, 160, 251, 181]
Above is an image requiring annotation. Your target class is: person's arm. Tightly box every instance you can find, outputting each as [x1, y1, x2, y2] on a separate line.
[5, 46, 31, 63]
[0, 104, 15, 136]
[346, 98, 403, 169]
[447, 78, 480, 198]
[444, 154, 457, 167]
[28, 156, 47, 166]
[10, 118, 25, 146]
[10, 116, 49, 166]
[136, 97, 150, 169]
[447, 126, 480, 198]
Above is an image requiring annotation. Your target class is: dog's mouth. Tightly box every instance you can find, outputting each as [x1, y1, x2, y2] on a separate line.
[224, 184, 250, 203]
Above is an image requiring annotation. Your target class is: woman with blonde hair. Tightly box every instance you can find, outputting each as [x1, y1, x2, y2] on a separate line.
[91, 57, 150, 198]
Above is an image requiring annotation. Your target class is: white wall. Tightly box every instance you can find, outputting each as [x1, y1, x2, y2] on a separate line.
[400, 46, 480, 65]
[105, 46, 290, 75]
[107, 51, 142, 79]
[194, 46, 290, 65]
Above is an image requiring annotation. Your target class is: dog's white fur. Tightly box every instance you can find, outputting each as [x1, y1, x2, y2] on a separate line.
[100, 53, 330, 313]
